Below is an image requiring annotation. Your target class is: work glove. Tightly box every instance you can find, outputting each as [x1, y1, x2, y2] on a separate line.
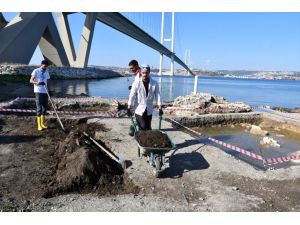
[128, 85, 132, 90]
[159, 109, 163, 116]
[127, 108, 132, 117]
[38, 81, 45, 85]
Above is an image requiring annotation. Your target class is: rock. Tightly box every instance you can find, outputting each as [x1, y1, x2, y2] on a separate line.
[259, 137, 280, 148]
[173, 94, 208, 109]
[199, 92, 214, 102]
[208, 102, 251, 114]
[232, 186, 239, 191]
[249, 125, 269, 136]
[214, 96, 227, 104]
[170, 93, 251, 116]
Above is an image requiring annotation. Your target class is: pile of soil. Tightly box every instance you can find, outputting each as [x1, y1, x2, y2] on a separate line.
[0, 115, 138, 210]
[44, 123, 135, 197]
[136, 130, 172, 148]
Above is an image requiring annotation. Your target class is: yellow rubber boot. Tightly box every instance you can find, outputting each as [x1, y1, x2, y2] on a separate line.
[41, 115, 48, 129]
[37, 116, 43, 131]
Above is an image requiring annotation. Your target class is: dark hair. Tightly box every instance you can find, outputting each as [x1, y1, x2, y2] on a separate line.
[41, 60, 49, 65]
[128, 60, 139, 67]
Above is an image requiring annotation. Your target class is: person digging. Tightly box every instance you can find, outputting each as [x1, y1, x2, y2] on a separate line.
[29, 59, 50, 131]
[127, 64, 163, 131]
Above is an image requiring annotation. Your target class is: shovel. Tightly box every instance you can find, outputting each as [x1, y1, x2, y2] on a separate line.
[83, 132, 126, 169]
[44, 86, 68, 133]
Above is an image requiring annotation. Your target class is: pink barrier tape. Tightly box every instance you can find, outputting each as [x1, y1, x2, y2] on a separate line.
[19, 97, 118, 102]
[0, 108, 36, 113]
[263, 154, 300, 166]
[207, 137, 264, 161]
[0, 108, 118, 117]
[253, 106, 300, 121]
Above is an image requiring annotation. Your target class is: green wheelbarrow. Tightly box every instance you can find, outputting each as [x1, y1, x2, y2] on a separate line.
[130, 115, 176, 177]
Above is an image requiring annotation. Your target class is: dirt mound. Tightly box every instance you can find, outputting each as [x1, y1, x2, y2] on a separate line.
[44, 122, 138, 198]
[136, 130, 172, 148]
[44, 127, 124, 197]
[0, 115, 138, 207]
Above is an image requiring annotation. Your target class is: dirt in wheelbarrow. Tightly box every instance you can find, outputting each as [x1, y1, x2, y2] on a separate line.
[136, 130, 172, 148]
[0, 115, 138, 211]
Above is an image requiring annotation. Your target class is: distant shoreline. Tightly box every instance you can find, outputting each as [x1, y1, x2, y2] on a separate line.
[1, 63, 299, 81]
[151, 74, 300, 81]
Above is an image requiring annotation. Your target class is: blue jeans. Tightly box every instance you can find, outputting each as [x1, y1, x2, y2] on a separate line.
[35, 93, 48, 116]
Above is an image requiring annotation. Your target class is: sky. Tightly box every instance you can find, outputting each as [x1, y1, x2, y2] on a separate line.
[2, 12, 300, 71]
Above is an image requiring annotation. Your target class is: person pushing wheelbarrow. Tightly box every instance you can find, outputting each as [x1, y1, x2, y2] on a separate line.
[127, 64, 163, 130]
[127, 64, 176, 177]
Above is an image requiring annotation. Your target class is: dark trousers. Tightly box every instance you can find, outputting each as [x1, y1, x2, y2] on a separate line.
[135, 110, 152, 130]
[35, 93, 48, 116]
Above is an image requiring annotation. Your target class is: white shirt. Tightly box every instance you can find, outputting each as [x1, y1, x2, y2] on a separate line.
[128, 77, 162, 116]
[31, 67, 50, 93]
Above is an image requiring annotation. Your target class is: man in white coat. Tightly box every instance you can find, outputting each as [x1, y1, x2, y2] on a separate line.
[127, 64, 163, 130]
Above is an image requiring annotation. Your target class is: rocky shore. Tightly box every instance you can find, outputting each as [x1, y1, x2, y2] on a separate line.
[0, 63, 123, 79]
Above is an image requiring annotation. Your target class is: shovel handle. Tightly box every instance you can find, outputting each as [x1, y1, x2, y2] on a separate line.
[44, 86, 66, 131]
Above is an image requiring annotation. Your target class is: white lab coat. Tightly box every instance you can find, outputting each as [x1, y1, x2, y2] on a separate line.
[134, 71, 141, 82]
[132, 71, 141, 110]
[128, 77, 162, 116]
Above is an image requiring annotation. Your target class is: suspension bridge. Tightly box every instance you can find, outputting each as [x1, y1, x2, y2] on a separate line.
[0, 12, 194, 76]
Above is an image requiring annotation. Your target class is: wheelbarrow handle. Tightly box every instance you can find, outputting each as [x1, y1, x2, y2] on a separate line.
[158, 115, 162, 130]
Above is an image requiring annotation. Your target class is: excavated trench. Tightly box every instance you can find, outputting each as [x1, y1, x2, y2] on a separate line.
[173, 114, 300, 170]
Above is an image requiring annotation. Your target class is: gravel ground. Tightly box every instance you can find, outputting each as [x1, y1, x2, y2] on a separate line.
[31, 117, 300, 212]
